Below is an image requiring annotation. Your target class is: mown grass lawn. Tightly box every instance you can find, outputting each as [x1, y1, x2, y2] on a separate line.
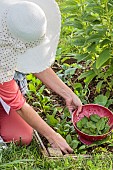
[0, 140, 113, 170]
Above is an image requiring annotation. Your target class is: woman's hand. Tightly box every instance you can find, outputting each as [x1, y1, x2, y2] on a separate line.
[48, 133, 73, 154]
[65, 92, 82, 115]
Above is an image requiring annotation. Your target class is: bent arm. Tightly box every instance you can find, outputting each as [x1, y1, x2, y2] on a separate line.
[34, 67, 73, 100]
[17, 102, 73, 154]
[34, 67, 82, 113]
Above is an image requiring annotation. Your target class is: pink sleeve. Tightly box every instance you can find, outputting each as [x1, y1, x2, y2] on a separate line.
[0, 79, 25, 110]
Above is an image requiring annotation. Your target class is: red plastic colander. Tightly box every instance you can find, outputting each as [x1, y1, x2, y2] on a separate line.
[72, 104, 113, 145]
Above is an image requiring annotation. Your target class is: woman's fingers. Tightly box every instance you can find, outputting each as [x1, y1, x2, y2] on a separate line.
[48, 133, 73, 154]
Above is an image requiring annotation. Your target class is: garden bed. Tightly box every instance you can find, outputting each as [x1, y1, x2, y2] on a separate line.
[33, 129, 113, 159]
[33, 130, 92, 159]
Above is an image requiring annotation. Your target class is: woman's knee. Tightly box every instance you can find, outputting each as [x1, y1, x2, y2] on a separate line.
[0, 107, 33, 146]
[1, 129, 33, 146]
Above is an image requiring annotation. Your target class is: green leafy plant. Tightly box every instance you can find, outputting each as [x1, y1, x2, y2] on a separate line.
[62, 0, 113, 97]
[76, 114, 110, 135]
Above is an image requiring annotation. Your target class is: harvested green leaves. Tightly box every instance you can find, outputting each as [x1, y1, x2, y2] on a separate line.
[76, 114, 110, 135]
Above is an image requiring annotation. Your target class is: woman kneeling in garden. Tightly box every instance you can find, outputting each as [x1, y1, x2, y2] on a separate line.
[0, 0, 82, 154]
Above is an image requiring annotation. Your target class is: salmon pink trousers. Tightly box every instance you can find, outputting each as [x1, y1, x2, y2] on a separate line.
[0, 80, 33, 145]
[0, 105, 33, 145]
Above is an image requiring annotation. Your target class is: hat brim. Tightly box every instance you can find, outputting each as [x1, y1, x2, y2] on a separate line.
[1, 0, 61, 73]
[17, 35, 59, 73]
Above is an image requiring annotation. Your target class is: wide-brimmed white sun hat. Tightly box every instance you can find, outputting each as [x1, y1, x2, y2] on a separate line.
[0, 0, 61, 83]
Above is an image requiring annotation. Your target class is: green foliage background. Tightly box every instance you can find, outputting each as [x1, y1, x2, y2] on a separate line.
[56, 0, 113, 107]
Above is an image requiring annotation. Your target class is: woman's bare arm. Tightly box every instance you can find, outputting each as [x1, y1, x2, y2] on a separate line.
[34, 67, 82, 113]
